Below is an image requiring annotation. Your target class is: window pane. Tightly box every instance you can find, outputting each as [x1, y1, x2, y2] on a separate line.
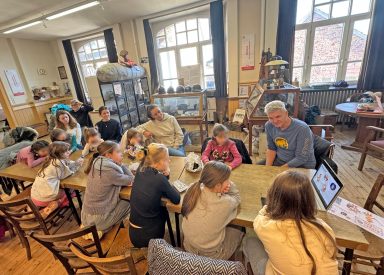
[348, 19, 370, 61]
[157, 29, 165, 37]
[165, 25, 176, 47]
[100, 48, 107, 58]
[175, 21, 186, 32]
[345, 62, 362, 81]
[204, 75, 215, 89]
[293, 29, 307, 67]
[86, 52, 93, 61]
[187, 30, 198, 43]
[180, 47, 198, 66]
[315, 0, 329, 4]
[78, 52, 86, 62]
[82, 63, 96, 77]
[296, 0, 313, 24]
[92, 50, 101, 60]
[198, 18, 210, 41]
[312, 23, 344, 64]
[313, 4, 330, 21]
[160, 51, 177, 79]
[186, 19, 197, 30]
[78, 46, 84, 52]
[177, 32, 187, 45]
[157, 36, 166, 48]
[97, 39, 105, 48]
[292, 67, 303, 84]
[90, 40, 98, 50]
[164, 79, 179, 88]
[310, 64, 338, 83]
[332, 1, 350, 18]
[351, 0, 371, 15]
[84, 44, 92, 54]
[202, 44, 214, 75]
[96, 61, 108, 69]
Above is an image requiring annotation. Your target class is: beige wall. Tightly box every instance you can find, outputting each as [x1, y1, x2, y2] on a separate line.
[0, 37, 72, 106]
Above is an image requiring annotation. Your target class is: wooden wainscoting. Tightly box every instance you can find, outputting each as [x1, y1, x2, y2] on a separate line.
[228, 96, 248, 119]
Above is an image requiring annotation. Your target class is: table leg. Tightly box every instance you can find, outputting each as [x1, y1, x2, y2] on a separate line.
[342, 248, 354, 275]
[75, 190, 82, 209]
[165, 210, 176, 247]
[175, 213, 181, 247]
[64, 188, 81, 225]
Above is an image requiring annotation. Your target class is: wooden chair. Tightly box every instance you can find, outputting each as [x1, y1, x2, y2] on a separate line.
[358, 126, 384, 171]
[29, 224, 122, 275]
[341, 174, 384, 274]
[69, 228, 148, 275]
[309, 124, 334, 142]
[0, 196, 71, 260]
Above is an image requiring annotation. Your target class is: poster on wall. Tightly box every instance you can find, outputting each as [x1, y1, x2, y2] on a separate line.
[241, 34, 255, 71]
[4, 69, 25, 96]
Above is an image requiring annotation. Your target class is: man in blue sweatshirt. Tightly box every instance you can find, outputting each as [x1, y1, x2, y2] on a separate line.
[261, 100, 316, 169]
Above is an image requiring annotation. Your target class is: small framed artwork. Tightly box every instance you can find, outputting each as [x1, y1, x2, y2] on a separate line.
[58, 66, 68, 79]
[238, 84, 249, 97]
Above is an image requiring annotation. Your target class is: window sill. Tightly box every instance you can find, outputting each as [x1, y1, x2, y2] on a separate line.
[300, 84, 357, 92]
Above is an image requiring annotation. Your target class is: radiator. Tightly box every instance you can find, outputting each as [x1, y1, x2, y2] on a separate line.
[300, 88, 360, 111]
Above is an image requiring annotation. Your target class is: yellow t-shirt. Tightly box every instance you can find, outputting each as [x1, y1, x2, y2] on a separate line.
[254, 206, 338, 275]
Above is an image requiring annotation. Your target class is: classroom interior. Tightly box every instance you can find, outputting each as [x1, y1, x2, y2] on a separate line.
[0, 0, 383, 274]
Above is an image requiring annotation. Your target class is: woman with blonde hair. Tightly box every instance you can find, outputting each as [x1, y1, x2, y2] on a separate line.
[243, 170, 338, 275]
[181, 161, 243, 260]
[129, 143, 180, 247]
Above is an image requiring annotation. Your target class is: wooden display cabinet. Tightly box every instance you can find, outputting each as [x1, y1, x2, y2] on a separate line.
[246, 83, 300, 154]
[151, 91, 208, 144]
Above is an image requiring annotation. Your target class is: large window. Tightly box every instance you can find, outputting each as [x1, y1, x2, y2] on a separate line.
[155, 17, 215, 89]
[293, 0, 373, 85]
[76, 37, 108, 78]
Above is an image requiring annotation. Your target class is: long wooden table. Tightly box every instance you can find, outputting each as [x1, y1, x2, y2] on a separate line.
[167, 164, 369, 275]
[0, 154, 369, 275]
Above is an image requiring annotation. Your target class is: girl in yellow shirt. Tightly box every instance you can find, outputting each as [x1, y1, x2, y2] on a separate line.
[243, 170, 338, 275]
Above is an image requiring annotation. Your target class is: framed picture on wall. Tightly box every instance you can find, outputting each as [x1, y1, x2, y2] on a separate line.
[238, 82, 258, 97]
[58, 66, 67, 79]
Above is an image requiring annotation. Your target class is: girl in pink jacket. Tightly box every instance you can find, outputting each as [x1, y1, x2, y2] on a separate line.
[16, 140, 50, 168]
[201, 124, 242, 169]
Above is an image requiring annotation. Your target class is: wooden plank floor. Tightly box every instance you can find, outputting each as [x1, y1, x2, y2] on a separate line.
[0, 126, 382, 274]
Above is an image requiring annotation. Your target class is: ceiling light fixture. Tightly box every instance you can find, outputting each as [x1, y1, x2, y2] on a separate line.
[3, 21, 42, 34]
[46, 1, 100, 20]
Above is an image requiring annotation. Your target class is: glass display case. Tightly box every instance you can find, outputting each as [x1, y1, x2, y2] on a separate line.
[151, 90, 209, 144]
[246, 82, 300, 154]
[99, 76, 150, 131]
[152, 91, 207, 118]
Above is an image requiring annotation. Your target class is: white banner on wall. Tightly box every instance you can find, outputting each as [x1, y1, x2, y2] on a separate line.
[241, 34, 255, 71]
[4, 69, 25, 96]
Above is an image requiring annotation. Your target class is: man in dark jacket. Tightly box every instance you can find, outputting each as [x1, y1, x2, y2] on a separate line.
[70, 99, 94, 128]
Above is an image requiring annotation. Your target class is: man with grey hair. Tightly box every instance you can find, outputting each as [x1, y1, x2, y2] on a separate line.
[259, 100, 316, 168]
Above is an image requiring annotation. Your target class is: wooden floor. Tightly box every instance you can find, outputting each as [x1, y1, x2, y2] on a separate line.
[0, 126, 383, 274]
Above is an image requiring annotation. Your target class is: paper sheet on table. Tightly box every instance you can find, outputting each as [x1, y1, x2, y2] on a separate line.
[328, 197, 384, 239]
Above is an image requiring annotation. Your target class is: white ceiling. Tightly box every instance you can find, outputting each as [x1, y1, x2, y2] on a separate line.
[0, 0, 202, 40]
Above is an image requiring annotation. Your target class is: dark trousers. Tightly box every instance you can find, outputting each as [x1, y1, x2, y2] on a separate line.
[129, 220, 166, 248]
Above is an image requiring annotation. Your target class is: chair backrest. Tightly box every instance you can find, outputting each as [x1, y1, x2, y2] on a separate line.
[0, 197, 49, 235]
[30, 225, 104, 275]
[148, 239, 247, 275]
[364, 174, 384, 216]
[69, 241, 137, 275]
[0, 176, 18, 196]
[201, 137, 252, 164]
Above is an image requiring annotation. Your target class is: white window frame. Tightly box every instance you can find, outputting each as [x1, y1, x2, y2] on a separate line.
[294, 0, 373, 85]
[153, 14, 214, 89]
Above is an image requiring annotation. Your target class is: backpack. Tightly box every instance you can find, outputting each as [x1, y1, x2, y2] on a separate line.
[201, 138, 252, 164]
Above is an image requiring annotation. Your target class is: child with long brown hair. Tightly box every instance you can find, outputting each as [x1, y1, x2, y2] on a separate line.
[129, 143, 180, 248]
[16, 140, 49, 167]
[181, 161, 243, 260]
[55, 110, 82, 148]
[31, 141, 84, 218]
[243, 170, 338, 275]
[120, 128, 144, 159]
[81, 127, 104, 156]
[81, 141, 134, 232]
